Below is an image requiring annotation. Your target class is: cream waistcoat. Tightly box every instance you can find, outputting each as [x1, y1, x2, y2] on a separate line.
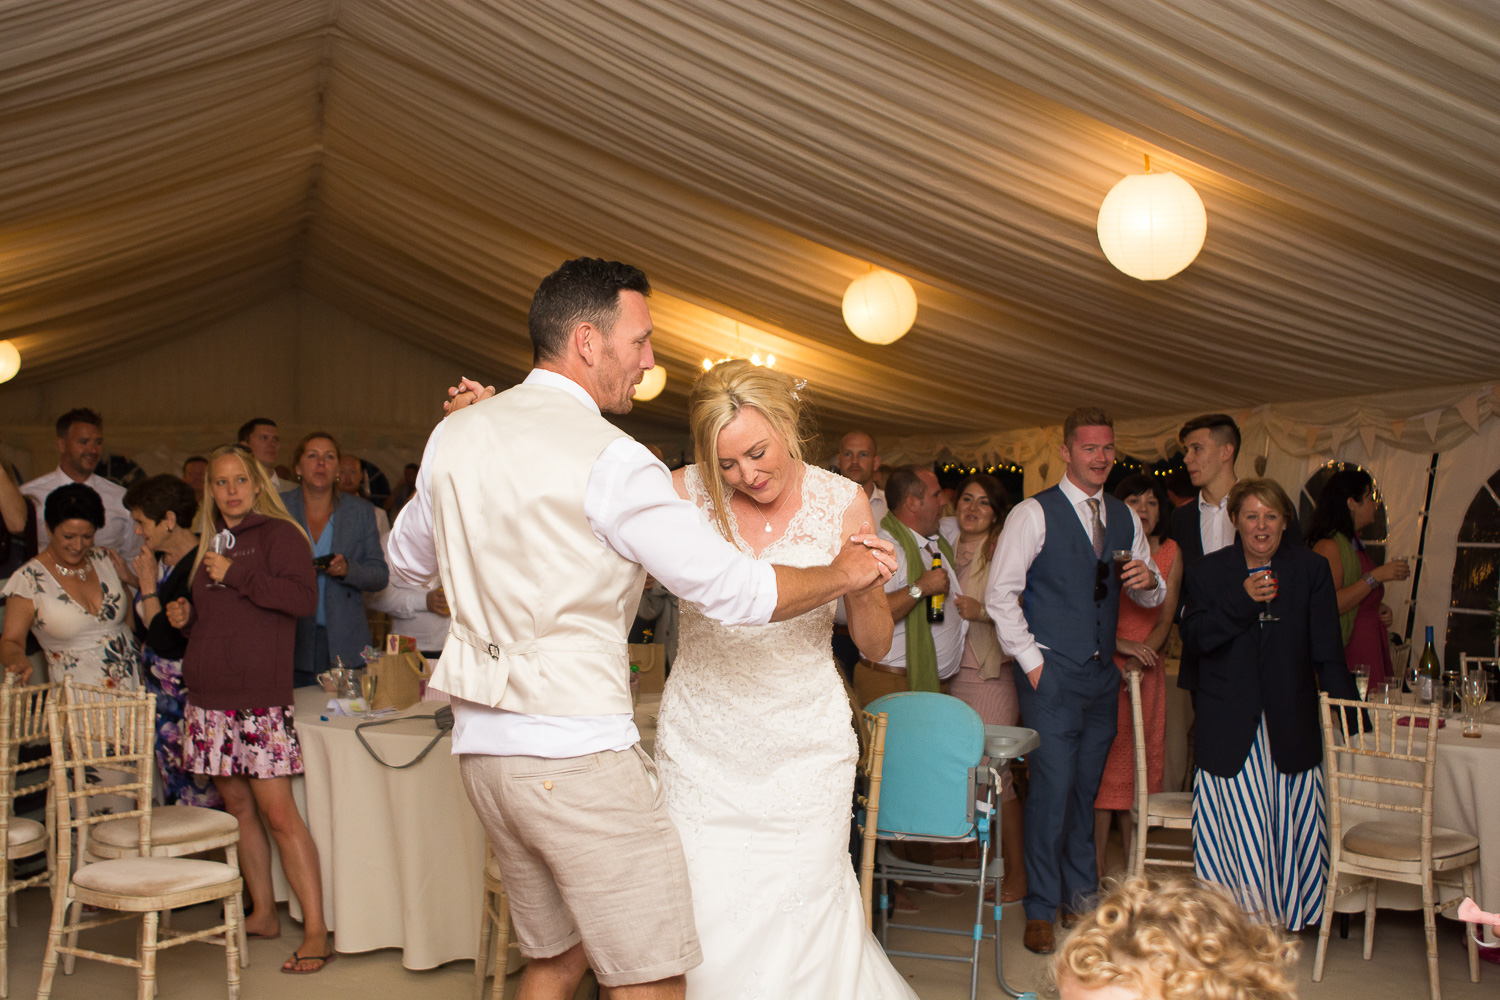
[427, 383, 645, 716]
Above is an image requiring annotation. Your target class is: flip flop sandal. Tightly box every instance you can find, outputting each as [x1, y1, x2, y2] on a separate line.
[281, 950, 337, 974]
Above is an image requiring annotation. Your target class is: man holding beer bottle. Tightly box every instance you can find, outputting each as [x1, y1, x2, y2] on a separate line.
[851, 465, 966, 707]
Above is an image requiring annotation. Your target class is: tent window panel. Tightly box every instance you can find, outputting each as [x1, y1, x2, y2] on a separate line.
[1444, 609, 1496, 671]
[1457, 484, 1500, 543]
[1448, 549, 1500, 611]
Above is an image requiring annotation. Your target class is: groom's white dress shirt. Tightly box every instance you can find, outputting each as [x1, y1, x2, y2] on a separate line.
[390, 368, 778, 758]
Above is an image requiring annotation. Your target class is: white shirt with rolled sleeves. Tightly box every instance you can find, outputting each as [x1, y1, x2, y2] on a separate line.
[21, 469, 140, 564]
[983, 475, 1165, 676]
[388, 368, 778, 758]
[877, 518, 967, 680]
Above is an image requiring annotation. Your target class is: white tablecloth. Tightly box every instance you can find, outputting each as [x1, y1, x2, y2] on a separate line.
[272, 687, 486, 969]
[1336, 703, 1500, 940]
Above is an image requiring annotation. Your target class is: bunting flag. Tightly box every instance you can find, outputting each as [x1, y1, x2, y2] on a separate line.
[1304, 425, 1320, 451]
[1390, 417, 1407, 441]
[1456, 395, 1482, 434]
[1359, 423, 1377, 457]
[1421, 410, 1443, 442]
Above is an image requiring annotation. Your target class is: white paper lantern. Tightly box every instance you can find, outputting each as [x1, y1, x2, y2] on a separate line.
[842, 270, 918, 345]
[0, 342, 18, 384]
[1096, 168, 1207, 280]
[633, 365, 666, 401]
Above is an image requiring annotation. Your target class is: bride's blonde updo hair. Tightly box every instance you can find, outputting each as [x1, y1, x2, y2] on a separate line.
[688, 359, 810, 543]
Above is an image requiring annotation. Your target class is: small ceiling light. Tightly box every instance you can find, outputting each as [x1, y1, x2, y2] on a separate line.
[633, 366, 667, 401]
[0, 342, 19, 383]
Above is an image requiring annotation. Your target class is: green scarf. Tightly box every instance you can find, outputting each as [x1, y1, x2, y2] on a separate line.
[880, 512, 956, 694]
[1334, 531, 1362, 646]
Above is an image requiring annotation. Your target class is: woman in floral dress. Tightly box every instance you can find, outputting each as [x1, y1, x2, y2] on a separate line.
[123, 474, 222, 808]
[0, 483, 141, 689]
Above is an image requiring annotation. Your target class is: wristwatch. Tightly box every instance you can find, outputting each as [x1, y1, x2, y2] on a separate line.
[907, 583, 923, 600]
[1364, 573, 1378, 588]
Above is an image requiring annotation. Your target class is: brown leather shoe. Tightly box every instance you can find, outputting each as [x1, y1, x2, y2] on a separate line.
[1023, 919, 1055, 954]
[1059, 910, 1083, 929]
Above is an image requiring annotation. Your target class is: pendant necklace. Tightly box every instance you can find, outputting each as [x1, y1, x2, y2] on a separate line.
[53, 559, 92, 581]
[754, 468, 801, 534]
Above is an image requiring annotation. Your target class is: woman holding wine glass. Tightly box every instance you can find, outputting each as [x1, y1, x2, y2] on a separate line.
[1306, 468, 1409, 690]
[1181, 478, 1358, 930]
[164, 445, 333, 973]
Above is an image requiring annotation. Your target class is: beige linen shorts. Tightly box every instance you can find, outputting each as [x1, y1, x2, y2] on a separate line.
[459, 744, 701, 987]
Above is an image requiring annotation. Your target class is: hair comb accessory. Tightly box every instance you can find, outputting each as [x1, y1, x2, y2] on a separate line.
[791, 377, 808, 401]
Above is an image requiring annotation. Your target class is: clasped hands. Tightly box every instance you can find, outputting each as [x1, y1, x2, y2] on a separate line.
[444, 376, 496, 415]
[835, 521, 898, 593]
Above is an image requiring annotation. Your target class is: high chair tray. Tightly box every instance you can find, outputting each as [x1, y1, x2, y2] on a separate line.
[983, 725, 1040, 761]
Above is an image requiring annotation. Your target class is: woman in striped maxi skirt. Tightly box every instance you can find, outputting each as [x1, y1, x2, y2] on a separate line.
[1180, 478, 1360, 930]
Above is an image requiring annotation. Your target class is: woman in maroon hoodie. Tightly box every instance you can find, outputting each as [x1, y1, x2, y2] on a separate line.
[165, 444, 332, 974]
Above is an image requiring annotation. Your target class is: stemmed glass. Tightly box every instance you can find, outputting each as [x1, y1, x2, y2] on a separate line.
[1352, 664, 1371, 701]
[1462, 671, 1489, 739]
[1405, 660, 1421, 707]
[1247, 566, 1279, 623]
[206, 530, 232, 588]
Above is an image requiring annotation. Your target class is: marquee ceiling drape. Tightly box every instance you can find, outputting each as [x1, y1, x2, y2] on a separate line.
[2, 0, 1498, 440]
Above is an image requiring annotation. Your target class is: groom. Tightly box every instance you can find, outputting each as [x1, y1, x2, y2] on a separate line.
[389, 257, 896, 1000]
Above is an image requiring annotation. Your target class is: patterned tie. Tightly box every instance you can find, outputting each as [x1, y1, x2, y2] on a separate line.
[1087, 498, 1105, 558]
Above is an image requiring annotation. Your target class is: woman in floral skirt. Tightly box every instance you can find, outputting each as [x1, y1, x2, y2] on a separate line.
[165, 444, 331, 974]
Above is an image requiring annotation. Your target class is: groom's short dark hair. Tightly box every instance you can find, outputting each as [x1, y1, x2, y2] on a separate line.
[529, 258, 652, 363]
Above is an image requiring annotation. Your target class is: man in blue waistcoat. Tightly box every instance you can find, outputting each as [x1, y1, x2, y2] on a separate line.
[984, 407, 1165, 954]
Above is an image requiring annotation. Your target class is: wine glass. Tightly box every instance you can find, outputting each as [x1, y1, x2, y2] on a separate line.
[1352, 664, 1371, 701]
[1404, 660, 1421, 707]
[361, 672, 379, 710]
[1462, 671, 1489, 739]
[206, 530, 232, 588]
[1246, 566, 1278, 623]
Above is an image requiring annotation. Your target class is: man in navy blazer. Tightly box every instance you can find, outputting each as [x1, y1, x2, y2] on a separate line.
[280, 486, 389, 686]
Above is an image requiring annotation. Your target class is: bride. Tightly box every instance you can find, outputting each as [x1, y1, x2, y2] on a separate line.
[658, 360, 916, 999]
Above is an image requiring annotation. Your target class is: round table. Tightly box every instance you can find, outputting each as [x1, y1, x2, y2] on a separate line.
[271, 686, 485, 969]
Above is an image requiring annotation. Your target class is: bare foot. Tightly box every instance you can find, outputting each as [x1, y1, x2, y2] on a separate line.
[1000, 875, 1027, 903]
[281, 931, 331, 972]
[244, 914, 282, 940]
[894, 888, 919, 912]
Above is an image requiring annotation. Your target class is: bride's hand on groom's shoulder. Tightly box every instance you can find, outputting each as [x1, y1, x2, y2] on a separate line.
[443, 376, 497, 415]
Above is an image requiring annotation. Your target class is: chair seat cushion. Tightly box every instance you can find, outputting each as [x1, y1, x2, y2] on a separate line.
[73, 857, 238, 898]
[1146, 792, 1192, 820]
[8, 817, 46, 853]
[90, 805, 238, 850]
[1344, 821, 1479, 861]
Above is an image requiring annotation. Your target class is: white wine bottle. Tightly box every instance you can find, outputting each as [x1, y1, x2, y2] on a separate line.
[1416, 626, 1440, 705]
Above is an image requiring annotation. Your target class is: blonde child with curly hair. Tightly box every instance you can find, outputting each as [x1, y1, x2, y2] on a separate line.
[1053, 876, 1299, 1000]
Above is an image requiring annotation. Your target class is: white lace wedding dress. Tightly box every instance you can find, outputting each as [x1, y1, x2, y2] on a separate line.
[656, 464, 918, 1000]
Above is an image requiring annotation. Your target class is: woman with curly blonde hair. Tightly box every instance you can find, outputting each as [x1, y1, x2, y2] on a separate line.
[1054, 876, 1298, 1000]
[656, 359, 908, 998]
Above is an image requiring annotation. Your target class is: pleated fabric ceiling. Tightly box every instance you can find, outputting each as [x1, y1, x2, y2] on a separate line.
[2, 0, 1498, 439]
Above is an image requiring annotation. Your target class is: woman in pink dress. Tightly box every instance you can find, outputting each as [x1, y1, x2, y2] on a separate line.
[1306, 468, 1410, 687]
[1093, 474, 1182, 877]
[943, 474, 1027, 902]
